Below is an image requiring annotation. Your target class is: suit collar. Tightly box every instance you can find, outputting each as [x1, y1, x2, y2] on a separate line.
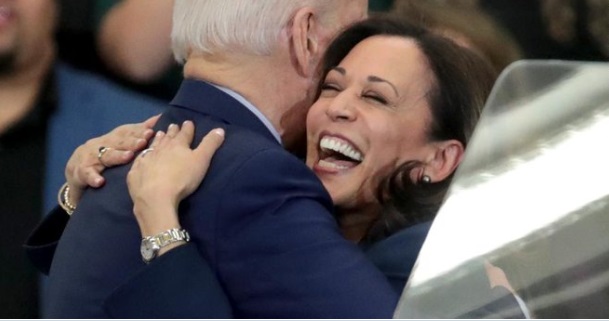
[171, 79, 280, 145]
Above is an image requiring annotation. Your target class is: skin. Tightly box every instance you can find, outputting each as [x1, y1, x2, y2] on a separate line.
[128, 122, 226, 254]
[65, 115, 159, 204]
[97, 0, 175, 82]
[0, 0, 55, 70]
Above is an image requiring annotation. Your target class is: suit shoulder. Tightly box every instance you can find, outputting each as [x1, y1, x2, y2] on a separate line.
[221, 132, 312, 181]
[219, 138, 332, 207]
[220, 129, 283, 157]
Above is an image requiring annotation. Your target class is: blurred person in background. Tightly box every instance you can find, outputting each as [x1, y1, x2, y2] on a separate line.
[0, 0, 164, 317]
[478, 0, 609, 61]
[386, 0, 608, 62]
[96, 0, 174, 85]
[389, 0, 522, 74]
[93, 0, 180, 100]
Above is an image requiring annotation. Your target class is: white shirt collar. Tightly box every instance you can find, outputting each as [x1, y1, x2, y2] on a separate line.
[210, 83, 282, 145]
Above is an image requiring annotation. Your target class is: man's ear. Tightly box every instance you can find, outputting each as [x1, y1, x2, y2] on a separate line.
[290, 7, 320, 77]
[424, 140, 465, 182]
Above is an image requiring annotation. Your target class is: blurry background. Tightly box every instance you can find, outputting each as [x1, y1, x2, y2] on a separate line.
[56, 0, 609, 102]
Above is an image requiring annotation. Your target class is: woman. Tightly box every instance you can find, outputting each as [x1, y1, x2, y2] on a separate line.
[35, 17, 496, 315]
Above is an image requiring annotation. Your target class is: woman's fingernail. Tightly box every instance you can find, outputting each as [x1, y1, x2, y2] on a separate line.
[213, 128, 225, 136]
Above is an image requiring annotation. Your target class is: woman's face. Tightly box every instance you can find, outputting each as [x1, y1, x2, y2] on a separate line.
[305, 35, 437, 212]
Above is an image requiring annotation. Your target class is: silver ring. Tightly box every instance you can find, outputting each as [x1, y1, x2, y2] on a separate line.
[97, 146, 111, 167]
[140, 148, 154, 158]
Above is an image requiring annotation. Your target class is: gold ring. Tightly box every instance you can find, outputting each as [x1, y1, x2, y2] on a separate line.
[97, 146, 111, 167]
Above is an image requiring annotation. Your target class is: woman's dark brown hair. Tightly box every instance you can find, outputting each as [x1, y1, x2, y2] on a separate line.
[317, 17, 497, 243]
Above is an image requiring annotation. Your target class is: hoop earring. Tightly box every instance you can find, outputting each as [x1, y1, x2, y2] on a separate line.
[421, 175, 432, 184]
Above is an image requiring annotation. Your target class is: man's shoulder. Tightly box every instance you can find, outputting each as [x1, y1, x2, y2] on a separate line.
[211, 136, 331, 207]
[221, 132, 310, 178]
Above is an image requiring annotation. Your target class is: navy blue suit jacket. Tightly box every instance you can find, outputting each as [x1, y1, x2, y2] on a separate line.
[41, 80, 397, 318]
[364, 221, 433, 294]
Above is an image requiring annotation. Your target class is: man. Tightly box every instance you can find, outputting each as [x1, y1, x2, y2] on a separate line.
[0, 0, 164, 317]
[31, 0, 401, 318]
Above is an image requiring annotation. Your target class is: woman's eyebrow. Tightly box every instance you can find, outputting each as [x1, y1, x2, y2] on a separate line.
[330, 67, 399, 97]
[368, 75, 399, 97]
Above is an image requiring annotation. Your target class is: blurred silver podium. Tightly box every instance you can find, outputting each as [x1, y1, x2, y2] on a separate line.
[394, 61, 609, 319]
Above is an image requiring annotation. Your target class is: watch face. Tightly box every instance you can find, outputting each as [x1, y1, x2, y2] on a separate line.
[140, 238, 158, 262]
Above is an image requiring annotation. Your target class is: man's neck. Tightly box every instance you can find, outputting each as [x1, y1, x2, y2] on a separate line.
[183, 52, 301, 142]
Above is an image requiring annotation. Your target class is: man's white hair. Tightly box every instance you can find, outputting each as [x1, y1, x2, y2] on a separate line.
[172, 0, 336, 63]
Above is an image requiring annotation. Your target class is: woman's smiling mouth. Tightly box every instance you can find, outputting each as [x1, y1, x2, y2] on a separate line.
[315, 135, 364, 172]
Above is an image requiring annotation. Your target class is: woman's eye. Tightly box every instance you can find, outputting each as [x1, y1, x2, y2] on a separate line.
[320, 83, 341, 97]
[321, 83, 339, 91]
[363, 93, 388, 105]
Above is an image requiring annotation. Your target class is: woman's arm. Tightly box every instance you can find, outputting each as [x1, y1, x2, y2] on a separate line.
[106, 121, 229, 318]
[127, 121, 224, 256]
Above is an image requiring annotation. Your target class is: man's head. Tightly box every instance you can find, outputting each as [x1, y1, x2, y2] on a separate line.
[171, 0, 367, 152]
[171, 0, 367, 63]
[0, 0, 57, 76]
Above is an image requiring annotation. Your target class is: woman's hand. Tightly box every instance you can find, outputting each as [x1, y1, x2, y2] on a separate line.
[127, 121, 225, 238]
[64, 115, 160, 207]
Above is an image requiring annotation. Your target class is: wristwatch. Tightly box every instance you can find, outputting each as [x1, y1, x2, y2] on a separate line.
[140, 228, 190, 263]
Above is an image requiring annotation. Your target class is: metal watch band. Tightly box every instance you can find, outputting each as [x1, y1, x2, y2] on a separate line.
[141, 228, 190, 263]
[148, 228, 190, 247]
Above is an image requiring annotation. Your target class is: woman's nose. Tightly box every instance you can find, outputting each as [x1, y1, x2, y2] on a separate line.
[325, 94, 357, 122]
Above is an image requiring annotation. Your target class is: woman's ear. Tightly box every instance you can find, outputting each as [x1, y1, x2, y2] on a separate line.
[290, 7, 320, 77]
[424, 140, 465, 182]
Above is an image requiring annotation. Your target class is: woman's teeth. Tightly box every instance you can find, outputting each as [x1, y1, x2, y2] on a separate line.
[318, 159, 350, 170]
[319, 136, 363, 162]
